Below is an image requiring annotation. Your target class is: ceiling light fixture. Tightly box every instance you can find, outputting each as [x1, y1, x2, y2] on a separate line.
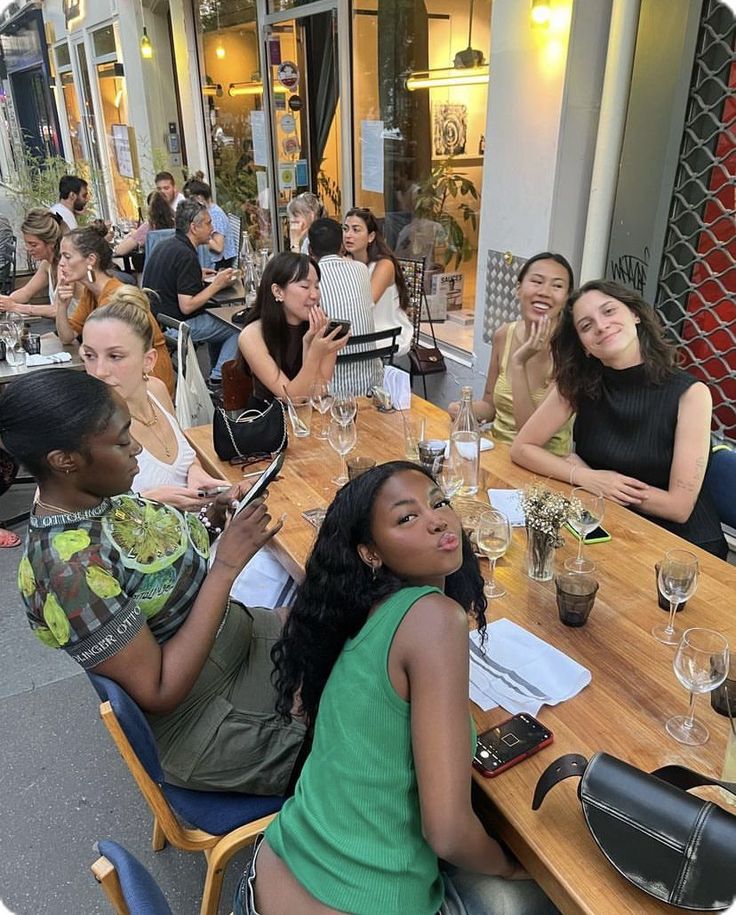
[406, 0, 489, 92]
[140, 26, 152, 59]
[215, 1, 225, 59]
[531, 0, 552, 26]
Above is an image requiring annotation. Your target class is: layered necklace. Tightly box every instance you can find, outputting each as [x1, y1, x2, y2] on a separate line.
[129, 393, 173, 458]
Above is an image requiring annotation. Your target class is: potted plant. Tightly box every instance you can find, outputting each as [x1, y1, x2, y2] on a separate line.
[413, 156, 479, 270]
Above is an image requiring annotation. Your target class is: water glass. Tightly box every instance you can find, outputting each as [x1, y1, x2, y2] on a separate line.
[555, 573, 598, 627]
[666, 627, 729, 745]
[287, 397, 312, 437]
[437, 451, 463, 500]
[402, 414, 426, 461]
[347, 456, 376, 481]
[24, 333, 41, 356]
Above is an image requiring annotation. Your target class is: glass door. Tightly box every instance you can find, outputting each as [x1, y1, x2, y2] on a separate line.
[262, 0, 350, 251]
[73, 40, 108, 220]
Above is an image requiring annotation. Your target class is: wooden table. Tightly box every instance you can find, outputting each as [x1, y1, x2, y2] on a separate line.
[0, 334, 82, 386]
[186, 396, 736, 915]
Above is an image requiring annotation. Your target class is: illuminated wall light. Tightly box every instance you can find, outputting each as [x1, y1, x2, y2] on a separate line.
[215, 40, 225, 59]
[406, 67, 489, 91]
[202, 83, 224, 97]
[228, 82, 264, 97]
[140, 27, 153, 59]
[531, 0, 551, 26]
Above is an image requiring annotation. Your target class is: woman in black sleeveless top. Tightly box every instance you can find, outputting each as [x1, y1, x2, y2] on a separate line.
[511, 280, 726, 558]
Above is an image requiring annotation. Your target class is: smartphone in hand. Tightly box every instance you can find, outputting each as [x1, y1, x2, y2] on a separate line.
[473, 714, 553, 778]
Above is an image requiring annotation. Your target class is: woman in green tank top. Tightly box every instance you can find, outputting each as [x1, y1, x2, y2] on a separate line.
[235, 461, 558, 915]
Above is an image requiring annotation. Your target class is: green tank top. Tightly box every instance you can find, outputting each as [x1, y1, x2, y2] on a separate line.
[266, 585, 473, 914]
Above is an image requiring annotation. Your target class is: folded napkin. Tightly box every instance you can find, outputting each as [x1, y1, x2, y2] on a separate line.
[487, 489, 525, 526]
[445, 437, 494, 459]
[383, 365, 412, 410]
[469, 618, 591, 715]
[25, 352, 72, 366]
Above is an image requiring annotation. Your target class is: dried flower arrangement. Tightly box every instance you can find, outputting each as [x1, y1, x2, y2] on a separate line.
[521, 483, 581, 581]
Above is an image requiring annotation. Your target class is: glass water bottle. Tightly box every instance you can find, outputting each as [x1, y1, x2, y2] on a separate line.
[451, 386, 480, 496]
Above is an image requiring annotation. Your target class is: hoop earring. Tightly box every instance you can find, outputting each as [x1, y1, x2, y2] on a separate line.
[86, 267, 95, 284]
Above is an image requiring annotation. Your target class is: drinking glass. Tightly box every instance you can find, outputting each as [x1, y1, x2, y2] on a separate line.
[565, 486, 604, 572]
[476, 510, 511, 599]
[653, 549, 699, 645]
[666, 628, 729, 745]
[327, 418, 357, 485]
[0, 321, 22, 366]
[435, 451, 463, 500]
[331, 394, 357, 426]
[310, 380, 333, 440]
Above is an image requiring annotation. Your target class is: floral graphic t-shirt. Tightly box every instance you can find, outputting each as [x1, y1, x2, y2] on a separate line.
[20, 494, 209, 669]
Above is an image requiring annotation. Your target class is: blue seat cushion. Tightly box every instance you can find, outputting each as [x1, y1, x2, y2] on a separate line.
[162, 784, 283, 834]
[97, 839, 172, 915]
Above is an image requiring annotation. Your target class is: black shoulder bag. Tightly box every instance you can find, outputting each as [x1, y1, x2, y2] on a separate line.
[212, 400, 287, 463]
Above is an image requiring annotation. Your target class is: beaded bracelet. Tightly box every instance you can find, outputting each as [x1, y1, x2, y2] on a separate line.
[197, 505, 223, 539]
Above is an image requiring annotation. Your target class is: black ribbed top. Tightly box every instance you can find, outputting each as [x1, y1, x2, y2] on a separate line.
[573, 365, 725, 554]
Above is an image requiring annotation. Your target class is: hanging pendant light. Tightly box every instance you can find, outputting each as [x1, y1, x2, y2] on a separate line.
[406, 0, 489, 92]
[214, 1, 225, 59]
[140, 27, 153, 59]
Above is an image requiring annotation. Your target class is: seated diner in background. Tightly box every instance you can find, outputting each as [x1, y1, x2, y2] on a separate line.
[183, 174, 238, 269]
[237, 461, 558, 915]
[287, 192, 325, 254]
[511, 280, 727, 558]
[449, 252, 575, 457]
[0, 209, 67, 319]
[113, 191, 174, 259]
[81, 286, 227, 512]
[1, 371, 306, 795]
[54, 224, 175, 395]
[141, 198, 238, 385]
[238, 251, 348, 404]
[342, 207, 414, 357]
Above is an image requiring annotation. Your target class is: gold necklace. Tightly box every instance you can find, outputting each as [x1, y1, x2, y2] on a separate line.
[130, 394, 173, 459]
[35, 498, 76, 514]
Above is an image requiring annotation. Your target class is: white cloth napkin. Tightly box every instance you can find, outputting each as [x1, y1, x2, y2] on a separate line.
[444, 437, 494, 459]
[469, 618, 591, 715]
[487, 489, 525, 526]
[382, 365, 412, 410]
[25, 352, 72, 366]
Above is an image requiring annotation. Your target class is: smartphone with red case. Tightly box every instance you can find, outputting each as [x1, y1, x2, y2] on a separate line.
[473, 713, 553, 778]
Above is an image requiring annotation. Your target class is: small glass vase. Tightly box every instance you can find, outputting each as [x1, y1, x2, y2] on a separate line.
[526, 525, 556, 582]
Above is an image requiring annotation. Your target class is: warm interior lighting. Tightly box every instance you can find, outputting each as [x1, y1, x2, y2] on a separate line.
[531, 0, 551, 25]
[406, 66, 489, 91]
[228, 81, 264, 96]
[114, 87, 124, 108]
[140, 27, 153, 59]
[202, 83, 224, 97]
[215, 40, 225, 59]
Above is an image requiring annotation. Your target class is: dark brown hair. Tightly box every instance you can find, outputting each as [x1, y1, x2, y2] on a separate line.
[551, 279, 677, 407]
[344, 207, 410, 313]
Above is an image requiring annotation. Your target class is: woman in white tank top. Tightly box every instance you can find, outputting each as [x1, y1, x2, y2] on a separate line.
[80, 287, 228, 511]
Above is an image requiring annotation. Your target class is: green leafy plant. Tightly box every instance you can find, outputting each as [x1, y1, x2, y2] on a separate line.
[414, 157, 479, 270]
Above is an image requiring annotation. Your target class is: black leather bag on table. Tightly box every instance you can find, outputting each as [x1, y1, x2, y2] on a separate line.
[213, 400, 287, 463]
[533, 752, 736, 910]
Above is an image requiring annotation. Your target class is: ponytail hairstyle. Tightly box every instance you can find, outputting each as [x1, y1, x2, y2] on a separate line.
[86, 285, 155, 350]
[66, 222, 113, 273]
[344, 207, 410, 313]
[271, 461, 487, 726]
[21, 208, 64, 258]
[146, 191, 175, 230]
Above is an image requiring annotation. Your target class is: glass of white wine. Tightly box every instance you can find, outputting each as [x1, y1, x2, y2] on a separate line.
[666, 627, 729, 746]
[309, 380, 333, 440]
[476, 510, 511, 599]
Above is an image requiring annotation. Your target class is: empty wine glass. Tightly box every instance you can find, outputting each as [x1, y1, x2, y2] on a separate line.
[310, 380, 333, 440]
[327, 418, 357, 485]
[434, 451, 463, 500]
[653, 549, 699, 645]
[331, 393, 357, 426]
[476, 510, 511, 599]
[666, 627, 729, 745]
[565, 486, 604, 573]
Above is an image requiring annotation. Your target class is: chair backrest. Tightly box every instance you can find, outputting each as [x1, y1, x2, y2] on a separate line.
[227, 212, 243, 259]
[92, 840, 173, 915]
[144, 228, 175, 261]
[337, 326, 400, 365]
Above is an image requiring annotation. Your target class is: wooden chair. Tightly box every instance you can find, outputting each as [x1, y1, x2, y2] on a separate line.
[92, 839, 172, 915]
[88, 673, 281, 915]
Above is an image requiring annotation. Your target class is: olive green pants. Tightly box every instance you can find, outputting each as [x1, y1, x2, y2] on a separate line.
[149, 602, 305, 795]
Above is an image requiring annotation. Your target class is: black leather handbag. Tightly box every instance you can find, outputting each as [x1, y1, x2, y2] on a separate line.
[213, 400, 287, 463]
[533, 752, 736, 910]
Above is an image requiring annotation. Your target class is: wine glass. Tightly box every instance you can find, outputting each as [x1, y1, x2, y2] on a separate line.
[653, 549, 699, 645]
[565, 486, 604, 573]
[666, 627, 729, 745]
[476, 510, 511, 599]
[331, 394, 357, 426]
[327, 418, 357, 485]
[309, 380, 333, 440]
[434, 451, 463, 500]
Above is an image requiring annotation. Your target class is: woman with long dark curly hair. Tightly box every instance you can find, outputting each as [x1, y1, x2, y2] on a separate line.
[239, 251, 347, 403]
[343, 207, 414, 356]
[511, 280, 726, 557]
[234, 461, 558, 915]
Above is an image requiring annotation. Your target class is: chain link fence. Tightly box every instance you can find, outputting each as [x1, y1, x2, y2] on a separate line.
[655, 0, 736, 440]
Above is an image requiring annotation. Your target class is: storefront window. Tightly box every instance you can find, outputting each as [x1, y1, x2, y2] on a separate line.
[59, 70, 85, 163]
[195, 0, 272, 250]
[96, 58, 135, 220]
[352, 0, 489, 343]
